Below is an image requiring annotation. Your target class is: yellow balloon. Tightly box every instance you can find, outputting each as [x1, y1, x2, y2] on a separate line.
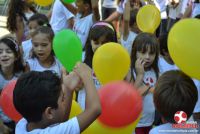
[69, 100, 82, 119]
[82, 115, 141, 134]
[92, 43, 130, 85]
[34, 0, 53, 6]
[136, 5, 161, 33]
[168, 19, 200, 80]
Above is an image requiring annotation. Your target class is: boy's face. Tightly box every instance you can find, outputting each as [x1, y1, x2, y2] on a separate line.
[75, 0, 85, 13]
[52, 89, 69, 122]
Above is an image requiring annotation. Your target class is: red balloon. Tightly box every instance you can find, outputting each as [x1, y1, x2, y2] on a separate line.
[98, 81, 142, 127]
[0, 80, 22, 122]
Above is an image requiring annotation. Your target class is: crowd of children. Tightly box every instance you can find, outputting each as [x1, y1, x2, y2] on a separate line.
[0, 0, 200, 133]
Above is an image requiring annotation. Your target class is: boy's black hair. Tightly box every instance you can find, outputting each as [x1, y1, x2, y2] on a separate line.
[83, 0, 92, 9]
[154, 70, 198, 123]
[13, 71, 61, 122]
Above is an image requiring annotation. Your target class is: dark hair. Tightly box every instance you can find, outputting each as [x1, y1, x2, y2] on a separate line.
[13, 71, 61, 122]
[0, 37, 24, 73]
[154, 70, 198, 123]
[130, 33, 160, 79]
[7, 0, 36, 32]
[195, 14, 200, 19]
[84, 21, 117, 68]
[28, 13, 50, 27]
[129, 9, 138, 27]
[31, 26, 55, 58]
[83, 0, 92, 10]
[159, 33, 168, 56]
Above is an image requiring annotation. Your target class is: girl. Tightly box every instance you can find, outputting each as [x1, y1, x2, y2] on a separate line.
[0, 37, 24, 133]
[7, 0, 37, 45]
[22, 13, 50, 63]
[25, 26, 62, 77]
[78, 21, 117, 109]
[129, 33, 159, 134]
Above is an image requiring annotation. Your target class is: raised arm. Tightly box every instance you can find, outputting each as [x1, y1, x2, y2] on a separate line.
[91, 0, 100, 22]
[123, 0, 130, 41]
[74, 62, 101, 132]
[60, 0, 78, 15]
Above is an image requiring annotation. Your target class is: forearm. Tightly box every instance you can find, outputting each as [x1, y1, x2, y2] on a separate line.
[105, 11, 121, 22]
[61, 0, 77, 15]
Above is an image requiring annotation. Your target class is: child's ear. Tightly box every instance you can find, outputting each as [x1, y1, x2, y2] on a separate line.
[44, 107, 55, 120]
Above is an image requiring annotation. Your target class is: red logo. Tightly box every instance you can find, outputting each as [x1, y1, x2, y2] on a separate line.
[174, 111, 187, 124]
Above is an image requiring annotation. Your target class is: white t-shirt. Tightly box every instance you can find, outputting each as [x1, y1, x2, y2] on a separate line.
[78, 71, 101, 109]
[120, 31, 137, 55]
[50, 0, 74, 33]
[102, 0, 117, 8]
[149, 123, 198, 134]
[133, 69, 157, 127]
[176, 0, 189, 18]
[22, 39, 32, 62]
[26, 57, 62, 77]
[158, 56, 178, 75]
[153, 0, 168, 19]
[192, 3, 200, 17]
[73, 14, 93, 48]
[15, 117, 80, 134]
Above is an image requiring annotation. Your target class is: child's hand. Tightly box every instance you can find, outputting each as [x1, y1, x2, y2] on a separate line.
[135, 58, 145, 75]
[62, 68, 81, 91]
[73, 62, 93, 83]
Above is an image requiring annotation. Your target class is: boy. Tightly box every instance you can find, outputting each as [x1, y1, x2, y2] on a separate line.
[13, 62, 101, 133]
[150, 70, 198, 134]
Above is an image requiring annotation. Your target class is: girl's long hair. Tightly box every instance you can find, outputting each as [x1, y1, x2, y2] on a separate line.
[130, 33, 160, 80]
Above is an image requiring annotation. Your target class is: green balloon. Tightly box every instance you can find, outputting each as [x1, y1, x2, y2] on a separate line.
[62, 0, 75, 4]
[53, 29, 82, 72]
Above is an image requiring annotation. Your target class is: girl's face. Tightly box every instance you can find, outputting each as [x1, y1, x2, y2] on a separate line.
[0, 43, 16, 68]
[91, 36, 107, 53]
[136, 46, 156, 68]
[32, 33, 52, 62]
[28, 20, 39, 37]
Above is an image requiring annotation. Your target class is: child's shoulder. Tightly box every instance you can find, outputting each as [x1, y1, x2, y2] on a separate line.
[15, 117, 80, 134]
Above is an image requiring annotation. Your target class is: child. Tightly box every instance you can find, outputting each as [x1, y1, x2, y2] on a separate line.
[183, 0, 200, 18]
[25, 26, 62, 77]
[62, 0, 100, 48]
[22, 13, 50, 63]
[50, 0, 74, 33]
[150, 70, 198, 134]
[78, 21, 117, 109]
[14, 62, 101, 133]
[158, 34, 178, 74]
[7, 0, 37, 45]
[121, 0, 139, 54]
[129, 33, 160, 134]
[0, 37, 24, 133]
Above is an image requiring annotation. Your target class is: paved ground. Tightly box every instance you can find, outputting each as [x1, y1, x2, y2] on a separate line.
[0, 15, 10, 38]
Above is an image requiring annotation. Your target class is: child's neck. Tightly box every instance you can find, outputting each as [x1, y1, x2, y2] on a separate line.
[38, 56, 54, 68]
[1, 66, 14, 80]
[27, 120, 49, 132]
[80, 10, 92, 18]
